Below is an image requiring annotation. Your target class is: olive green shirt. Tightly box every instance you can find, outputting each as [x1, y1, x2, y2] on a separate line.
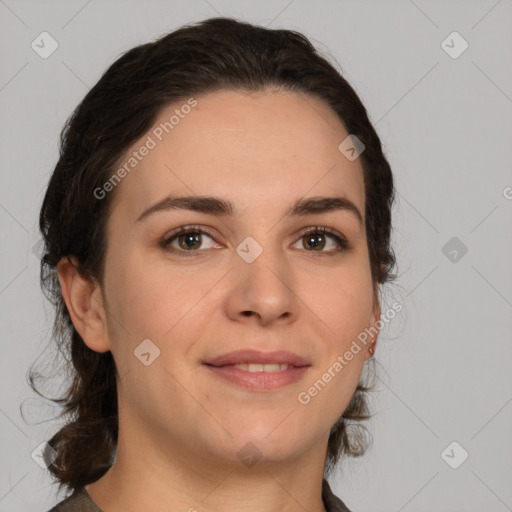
[47, 478, 352, 511]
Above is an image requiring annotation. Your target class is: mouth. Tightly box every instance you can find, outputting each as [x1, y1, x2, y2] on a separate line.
[202, 350, 311, 391]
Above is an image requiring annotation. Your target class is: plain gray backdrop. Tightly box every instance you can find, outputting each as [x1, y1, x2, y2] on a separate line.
[1, 1, 511, 511]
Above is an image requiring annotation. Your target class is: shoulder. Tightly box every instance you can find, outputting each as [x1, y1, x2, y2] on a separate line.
[46, 488, 103, 512]
[322, 478, 353, 512]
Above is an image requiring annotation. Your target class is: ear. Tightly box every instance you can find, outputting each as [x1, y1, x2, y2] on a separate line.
[365, 288, 382, 360]
[57, 256, 110, 353]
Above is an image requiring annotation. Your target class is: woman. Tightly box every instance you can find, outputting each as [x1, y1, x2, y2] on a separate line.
[34, 16, 396, 512]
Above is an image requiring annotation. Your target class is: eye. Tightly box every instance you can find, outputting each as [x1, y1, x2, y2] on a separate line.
[292, 226, 349, 254]
[161, 225, 349, 258]
[161, 225, 221, 257]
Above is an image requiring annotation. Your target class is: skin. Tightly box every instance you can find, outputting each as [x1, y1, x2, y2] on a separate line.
[58, 89, 381, 512]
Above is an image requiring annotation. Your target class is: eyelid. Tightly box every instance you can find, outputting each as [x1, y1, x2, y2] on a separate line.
[294, 226, 349, 252]
[297, 225, 348, 244]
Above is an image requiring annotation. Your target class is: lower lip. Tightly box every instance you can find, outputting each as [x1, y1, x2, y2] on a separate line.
[203, 364, 310, 391]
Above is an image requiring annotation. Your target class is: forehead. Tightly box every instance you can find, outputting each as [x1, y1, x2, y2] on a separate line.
[109, 89, 365, 220]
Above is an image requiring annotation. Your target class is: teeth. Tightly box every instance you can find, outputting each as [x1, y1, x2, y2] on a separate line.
[233, 363, 290, 372]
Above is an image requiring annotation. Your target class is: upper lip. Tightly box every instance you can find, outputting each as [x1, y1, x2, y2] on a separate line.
[203, 350, 311, 367]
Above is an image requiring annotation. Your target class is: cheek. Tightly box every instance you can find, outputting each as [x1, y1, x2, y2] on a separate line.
[297, 270, 373, 423]
[104, 252, 217, 346]
[101, 250, 165, 362]
[310, 262, 374, 334]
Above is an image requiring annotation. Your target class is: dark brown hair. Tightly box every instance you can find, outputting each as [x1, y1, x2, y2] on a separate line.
[28, 16, 396, 494]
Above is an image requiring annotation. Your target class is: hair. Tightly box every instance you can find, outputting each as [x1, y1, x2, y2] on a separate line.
[28, 16, 396, 494]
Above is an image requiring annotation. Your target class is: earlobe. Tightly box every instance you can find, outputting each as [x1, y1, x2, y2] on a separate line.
[57, 256, 110, 353]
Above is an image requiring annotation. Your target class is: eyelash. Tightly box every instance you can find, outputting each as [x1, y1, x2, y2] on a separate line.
[160, 224, 350, 258]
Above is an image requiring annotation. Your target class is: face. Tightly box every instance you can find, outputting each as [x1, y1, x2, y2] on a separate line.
[93, 89, 380, 469]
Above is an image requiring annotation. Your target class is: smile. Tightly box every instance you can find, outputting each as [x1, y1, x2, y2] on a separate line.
[232, 363, 290, 372]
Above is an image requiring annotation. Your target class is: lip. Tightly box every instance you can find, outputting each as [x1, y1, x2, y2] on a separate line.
[203, 364, 311, 391]
[203, 349, 311, 367]
[202, 350, 311, 391]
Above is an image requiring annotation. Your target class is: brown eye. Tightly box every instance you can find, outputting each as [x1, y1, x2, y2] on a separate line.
[293, 227, 348, 254]
[161, 226, 219, 256]
[302, 232, 327, 251]
[177, 232, 203, 250]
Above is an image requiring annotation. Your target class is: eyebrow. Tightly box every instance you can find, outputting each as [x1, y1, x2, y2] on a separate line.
[135, 195, 364, 226]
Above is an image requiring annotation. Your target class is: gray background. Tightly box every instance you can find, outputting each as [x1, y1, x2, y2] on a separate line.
[1, 1, 511, 511]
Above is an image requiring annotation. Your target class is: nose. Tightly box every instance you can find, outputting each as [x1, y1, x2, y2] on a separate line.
[225, 242, 298, 327]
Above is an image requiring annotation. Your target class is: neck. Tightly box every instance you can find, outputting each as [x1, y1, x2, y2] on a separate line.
[86, 418, 329, 512]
